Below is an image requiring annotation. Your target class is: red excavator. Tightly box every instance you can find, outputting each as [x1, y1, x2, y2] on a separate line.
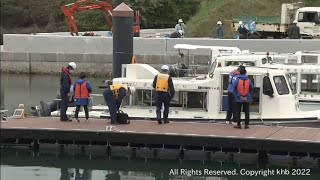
[61, 0, 140, 36]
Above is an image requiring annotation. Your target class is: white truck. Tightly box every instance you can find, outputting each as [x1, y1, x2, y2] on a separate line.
[232, 2, 320, 39]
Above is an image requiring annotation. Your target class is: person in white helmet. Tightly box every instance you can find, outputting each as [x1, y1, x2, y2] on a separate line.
[237, 21, 248, 39]
[103, 81, 135, 124]
[60, 62, 76, 122]
[216, 21, 224, 39]
[288, 20, 301, 39]
[175, 19, 186, 36]
[152, 65, 175, 124]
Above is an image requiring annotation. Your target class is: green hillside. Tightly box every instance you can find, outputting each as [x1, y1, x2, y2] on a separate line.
[186, 0, 320, 38]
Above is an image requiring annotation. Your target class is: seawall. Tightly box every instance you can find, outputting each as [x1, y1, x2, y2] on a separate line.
[1, 34, 320, 75]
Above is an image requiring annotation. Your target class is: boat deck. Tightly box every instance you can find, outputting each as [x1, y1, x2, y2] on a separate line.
[1, 117, 320, 155]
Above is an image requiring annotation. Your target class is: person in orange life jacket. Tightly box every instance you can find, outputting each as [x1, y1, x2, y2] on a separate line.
[152, 65, 175, 124]
[232, 65, 254, 129]
[103, 83, 136, 124]
[73, 72, 92, 123]
[60, 62, 76, 122]
[226, 68, 240, 125]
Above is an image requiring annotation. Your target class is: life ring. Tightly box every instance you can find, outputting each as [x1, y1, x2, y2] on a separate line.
[131, 55, 137, 64]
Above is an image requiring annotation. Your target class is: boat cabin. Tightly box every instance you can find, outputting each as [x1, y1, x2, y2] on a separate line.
[112, 63, 320, 121]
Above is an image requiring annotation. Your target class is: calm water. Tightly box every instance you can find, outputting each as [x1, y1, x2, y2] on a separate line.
[1, 73, 320, 180]
[0, 73, 107, 115]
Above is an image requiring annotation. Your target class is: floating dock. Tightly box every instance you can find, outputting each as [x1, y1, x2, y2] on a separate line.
[1, 117, 320, 157]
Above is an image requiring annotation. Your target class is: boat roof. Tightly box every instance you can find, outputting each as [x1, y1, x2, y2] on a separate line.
[297, 7, 320, 12]
[174, 44, 241, 52]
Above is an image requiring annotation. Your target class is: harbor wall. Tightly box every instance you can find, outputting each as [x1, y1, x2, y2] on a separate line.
[1, 34, 320, 75]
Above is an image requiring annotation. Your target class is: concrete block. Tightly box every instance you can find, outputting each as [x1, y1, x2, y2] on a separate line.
[0, 51, 28, 61]
[4, 61, 29, 73]
[84, 54, 112, 63]
[134, 38, 167, 55]
[30, 53, 58, 62]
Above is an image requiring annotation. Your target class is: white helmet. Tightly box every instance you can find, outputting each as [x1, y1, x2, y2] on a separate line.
[178, 30, 183, 35]
[293, 20, 298, 24]
[68, 62, 76, 70]
[178, 19, 183, 23]
[129, 86, 136, 94]
[161, 65, 169, 71]
[217, 21, 222, 25]
[239, 21, 243, 25]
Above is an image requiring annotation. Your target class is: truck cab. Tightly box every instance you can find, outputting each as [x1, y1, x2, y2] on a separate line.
[295, 7, 320, 38]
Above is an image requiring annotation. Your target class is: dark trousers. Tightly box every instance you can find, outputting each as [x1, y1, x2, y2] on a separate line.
[103, 89, 118, 123]
[60, 92, 69, 120]
[226, 92, 235, 122]
[75, 105, 89, 120]
[155, 92, 170, 122]
[234, 102, 250, 126]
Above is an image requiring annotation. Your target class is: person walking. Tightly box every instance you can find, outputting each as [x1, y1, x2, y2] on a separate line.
[60, 62, 76, 122]
[226, 68, 240, 124]
[216, 21, 224, 39]
[152, 65, 175, 124]
[73, 72, 92, 123]
[103, 83, 135, 124]
[232, 66, 254, 129]
[288, 20, 301, 39]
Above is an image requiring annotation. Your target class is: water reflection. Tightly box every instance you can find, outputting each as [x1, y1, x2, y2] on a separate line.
[1, 148, 319, 180]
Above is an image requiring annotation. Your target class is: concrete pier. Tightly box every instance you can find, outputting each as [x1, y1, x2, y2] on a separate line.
[1, 34, 320, 75]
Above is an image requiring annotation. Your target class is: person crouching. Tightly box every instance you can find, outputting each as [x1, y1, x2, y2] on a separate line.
[103, 83, 135, 124]
[73, 72, 92, 123]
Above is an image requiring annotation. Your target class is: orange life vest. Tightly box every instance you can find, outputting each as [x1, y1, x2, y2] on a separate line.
[131, 55, 137, 64]
[237, 79, 250, 97]
[156, 73, 169, 92]
[75, 81, 89, 99]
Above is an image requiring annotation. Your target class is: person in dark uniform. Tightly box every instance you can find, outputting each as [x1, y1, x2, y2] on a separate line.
[168, 30, 183, 38]
[103, 84, 135, 124]
[152, 65, 175, 124]
[237, 21, 248, 39]
[232, 66, 254, 129]
[60, 62, 76, 122]
[226, 68, 240, 124]
[288, 20, 301, 39]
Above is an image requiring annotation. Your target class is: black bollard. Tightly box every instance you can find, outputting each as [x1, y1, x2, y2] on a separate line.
[112, 2, 134, 78]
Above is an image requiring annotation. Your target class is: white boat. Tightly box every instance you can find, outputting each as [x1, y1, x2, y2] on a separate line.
[173, 44, 320, 107]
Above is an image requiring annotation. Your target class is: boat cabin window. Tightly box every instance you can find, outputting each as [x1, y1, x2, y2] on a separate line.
[298, 12, 320, 23]
[226, 61, 255, 67]
[263, 76, 274, 96]
[273, 76, 290, 95]
[301, 55, 318, 64]
[301, 74, 320, 94]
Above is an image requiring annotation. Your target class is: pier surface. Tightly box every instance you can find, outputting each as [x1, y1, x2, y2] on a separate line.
[1, 117, 320, 155]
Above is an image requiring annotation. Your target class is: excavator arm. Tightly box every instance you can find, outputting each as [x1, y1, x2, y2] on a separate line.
[61, 0, 113, 36]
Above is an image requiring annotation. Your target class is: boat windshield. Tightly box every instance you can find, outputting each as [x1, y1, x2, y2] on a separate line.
[273, 76, 290, 95]
[286, 73, 297, 94]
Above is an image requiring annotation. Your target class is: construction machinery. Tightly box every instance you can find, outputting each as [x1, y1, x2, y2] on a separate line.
[61, 0, 140, 36]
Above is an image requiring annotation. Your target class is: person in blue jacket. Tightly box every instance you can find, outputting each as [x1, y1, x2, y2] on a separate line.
[73, 72, 92, 123]
[226, 68, 240, 124]
[60, 62, 76, 122]
[232, 65, 254, 129]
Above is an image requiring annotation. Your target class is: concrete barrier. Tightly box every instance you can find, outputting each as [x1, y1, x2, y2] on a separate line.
[1, 34, 320, 75]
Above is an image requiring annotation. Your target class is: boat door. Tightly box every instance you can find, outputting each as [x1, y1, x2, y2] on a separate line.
[220, 73, 262, 114]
